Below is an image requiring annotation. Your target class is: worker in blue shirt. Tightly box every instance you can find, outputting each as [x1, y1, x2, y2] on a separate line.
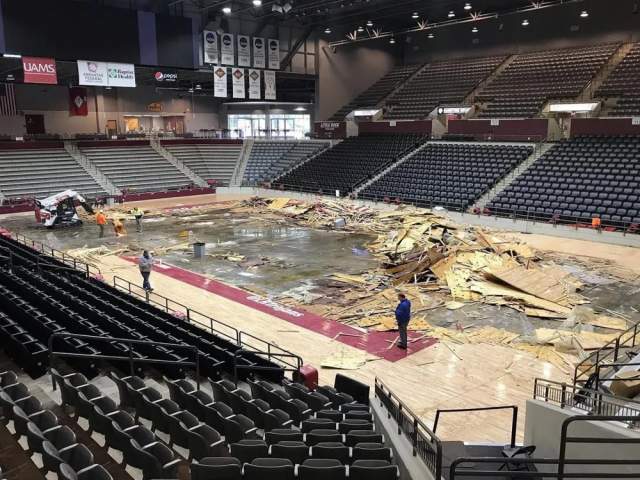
[395, 293, 411, 349]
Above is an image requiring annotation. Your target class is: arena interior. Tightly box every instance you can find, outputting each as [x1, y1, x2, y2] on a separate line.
[0, 0, 640, 479]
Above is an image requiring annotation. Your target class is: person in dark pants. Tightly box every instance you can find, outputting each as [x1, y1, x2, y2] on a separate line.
[395, 293, 411, 349]
[139, 250, 154, 292]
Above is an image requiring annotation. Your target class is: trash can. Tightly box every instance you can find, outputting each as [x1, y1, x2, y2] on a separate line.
[193, 242, 206, 259]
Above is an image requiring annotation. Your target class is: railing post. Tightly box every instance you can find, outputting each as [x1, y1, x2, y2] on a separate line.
[560, 383, 567, 408]
[412, 418, 418, 456]
[613, 337, 620, 362]
[397, 404, 403, 434]
[128, 341, 134, 377]
[195, 348, 200, 391]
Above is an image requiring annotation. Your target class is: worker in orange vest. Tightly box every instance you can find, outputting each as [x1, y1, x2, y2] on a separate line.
[96, 210, 107, 238]
[591, 216, 601, 231]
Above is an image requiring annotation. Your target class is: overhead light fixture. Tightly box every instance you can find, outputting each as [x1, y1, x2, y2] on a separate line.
[464, 3, 472, 10]
[324, 27, 332, 34]
[294, 106, 307, 111]
[357, 26, 364, 32]
[412, 12, 419, 19]
[366, 20, 373, 27]
[448, 11, 455, 18]
[2, 53, 21, 59]
[222, 6, 231, 14]
[471, 26, 478, 33]
[522, 19, 530, 26]
[272, 4, 283, 13]
[188, 87, 194, 93]
[549, 102, 598, 112]
[195, 84, 202, 90]
[252, 0, 262, 6]
[282, 1, 292, 13]
[105, 86, 112, 90]
[389, 37, 396, 44]
[427, 32, 434, 39]
[580, 10, 589, 18]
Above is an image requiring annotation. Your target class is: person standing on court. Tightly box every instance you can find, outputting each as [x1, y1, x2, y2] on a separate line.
[131, 207, 144, 232]
[96, 210, 107, 238]
[139, 250, 154, 292]
[395, 293, 411, 349]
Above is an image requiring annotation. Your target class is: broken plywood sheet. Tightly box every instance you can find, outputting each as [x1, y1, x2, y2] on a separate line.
[470, 280, 572, 316]
[320, 348, 373, 370]
[587, 315, 628, 331]
[268, 198, 291, 210]
[488, 264, 569, 304]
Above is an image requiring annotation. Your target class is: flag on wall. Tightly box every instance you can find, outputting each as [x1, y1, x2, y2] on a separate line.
[264, 70, 276, 100]
[232, 68, 245, 99]
[214, 66, 228, 98]
[0, 83, 17, 116]
[248, 69, 261, 100]
[69, 87, 88, 116]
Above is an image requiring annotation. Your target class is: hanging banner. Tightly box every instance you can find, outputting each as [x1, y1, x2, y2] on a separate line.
[248, 69, 261, 100]
[77, 60, 108, 86]
[203, 30, 219, 64]
[268, 39, 280, 70]
[232, 68, 245, 99]
[69, 87, 88, 116]
[253, 37, 265, 69]
[237, 35, 251, 67]
[221, 33, 235, 65]
[107, 62, 136, 87]
[154, 70, 178, 83]
[264, 69, 276, 100]
[23, 57, 57, 85]
[214, 66, 228, 98]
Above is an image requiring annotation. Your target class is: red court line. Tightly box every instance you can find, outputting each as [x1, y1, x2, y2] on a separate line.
[122, 257, 437, 362]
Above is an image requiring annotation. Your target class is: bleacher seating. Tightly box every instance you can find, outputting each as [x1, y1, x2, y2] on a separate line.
[243, 140, 329, 185]
[597, 42, 640, 116]
[0, 148, 105, 199]
[163, 141, 242, 186]
[361, 142, 532, 210]
[384, 56, 505, 120]
[477, 44, 618, 118]
[487, 135, 640, 226]
[80, 144, 191, 192]
[329, 64, 421, 121]
[277, 134, 426, 194]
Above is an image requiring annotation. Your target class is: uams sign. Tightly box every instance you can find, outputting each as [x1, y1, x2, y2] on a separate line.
[23, 57, 57, 84]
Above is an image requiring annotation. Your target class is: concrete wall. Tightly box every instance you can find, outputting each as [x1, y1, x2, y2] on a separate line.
[404, 0, 640, 64]
[1, 84, 221, 136]
[317, 40, 398, 121]
[524, 399, 640, 477]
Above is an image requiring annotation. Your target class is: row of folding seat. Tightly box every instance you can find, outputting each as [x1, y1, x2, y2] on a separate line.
[190, 456, 398, 480]
[0, 370, 113, 480]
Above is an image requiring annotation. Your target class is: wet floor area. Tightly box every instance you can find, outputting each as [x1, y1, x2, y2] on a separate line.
[0, 212, 377, 295]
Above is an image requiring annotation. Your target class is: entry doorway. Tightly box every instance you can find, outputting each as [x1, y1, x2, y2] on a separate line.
[25, 114, 45, 135]
[106, 119, 118, 137]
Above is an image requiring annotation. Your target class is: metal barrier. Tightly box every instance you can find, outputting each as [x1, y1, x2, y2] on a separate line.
[533, 378, 640, 420]
[0, 246, 14, 271]
[433, 405, 519, 448]
[450, 415, 640, 480]
[374, 378, 442, 480]
[574, 322, 640, 387]
[11, 231, 102, 276]
[112, 275, 302, 376]
[233, 349, 303, 382]
[48, 332, 200, 388]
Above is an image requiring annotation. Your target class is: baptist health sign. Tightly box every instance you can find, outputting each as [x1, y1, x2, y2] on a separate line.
[77, 60, 136, 87]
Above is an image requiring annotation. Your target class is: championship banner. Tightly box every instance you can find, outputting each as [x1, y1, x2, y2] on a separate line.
[248, 69, 261, 100]
[23, 57, 57, 85]
[203, 30, 219, 64]
[253, 37, 265, 68]
[221, 33, 235, 65]
[268, 38, 280, 70]
[232, 68, 245, 99]
[237, 35, 251, 67]
[77, 60, 108, 86]
[214, 66, 228, 98]
[264, 69, 276, 100]
[107, 63, 136, 87]
[69, 87, 88, 116]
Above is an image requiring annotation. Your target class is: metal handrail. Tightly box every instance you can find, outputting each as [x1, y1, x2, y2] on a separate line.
[112, 275, 303, 377]
[233, 349, 303, 382]
[10, 231, 101, 276]
[533, 378, 640, 419]
[433, 405, 518, 448]
[48, 332, 200, 385]
[574, 322, 640, 386]
[450, 415, 640, 480]
[374, 377, 442, 480]
[113, 275, 240, 344]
